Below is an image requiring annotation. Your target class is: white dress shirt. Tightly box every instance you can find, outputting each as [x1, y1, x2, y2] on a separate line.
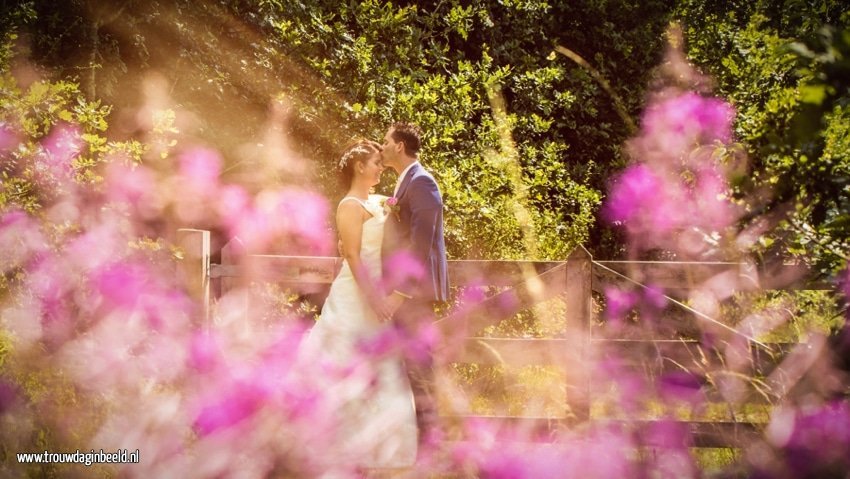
[393, 161, 419, 197]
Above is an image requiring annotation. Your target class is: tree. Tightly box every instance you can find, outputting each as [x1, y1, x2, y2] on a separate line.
[673, 1, 850, 278]
[3, 0, 678, 260]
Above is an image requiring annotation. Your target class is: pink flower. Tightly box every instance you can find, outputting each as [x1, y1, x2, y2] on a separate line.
[41, 122, 83, 177]
[188, 332, 222, 373]
[604, 286, 638, 321]
[0, 122, 20, 152]
[267, 188, 332, 255]
[193, 381, 266, 436]
[0, 209, 45, 272]
[356, 326, 404, 357]
[105, 163, 160, 218]
[93, 261, 151, 310]
[602, 164, 661, 225]
[381, 250, 426, 292]
[222, 187, 331, 254]
[638, 92, 735, 163]
[383, 196, 401, 218]
[217, 184, 252, 227]
[178, 147, 222, 192]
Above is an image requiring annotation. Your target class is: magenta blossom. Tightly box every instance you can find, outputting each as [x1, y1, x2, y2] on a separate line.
[193, 381, 267, 436]
[266, 188, 332, 255]
[217, 184, 252, 232]
[765, 401, 850, 477]
[41, 122, 83, 177]
[105, 163, 160, 218]
[0, 209, 45, 272]
[0, 122, 20, 152]
[604, 286, 638, 322]
[93, 261, 152, 310]
[380, 250, 426, 294]
[178, 146, 222, 192]
[637, 92, 735, 164]
[188, 332, 223, 373]
[602, 164, 662, 225]
[221, 187, 332, 254]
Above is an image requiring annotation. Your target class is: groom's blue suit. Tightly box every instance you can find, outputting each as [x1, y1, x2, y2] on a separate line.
[382, 161, 448, 450]
[382, 162, 449, 302]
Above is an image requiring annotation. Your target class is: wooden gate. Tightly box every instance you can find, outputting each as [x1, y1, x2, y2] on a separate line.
[177, 229, 826, 448]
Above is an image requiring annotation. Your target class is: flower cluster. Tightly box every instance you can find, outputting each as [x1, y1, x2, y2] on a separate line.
[381, 195, 400, 218]
[603, 91, 740, 256]
[1, 29, 847, 479]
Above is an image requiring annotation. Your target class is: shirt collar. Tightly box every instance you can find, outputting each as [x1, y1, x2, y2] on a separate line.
[393, 161, 419, 197]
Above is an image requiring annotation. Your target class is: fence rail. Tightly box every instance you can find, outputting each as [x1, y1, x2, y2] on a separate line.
[177, 229, 829, 448]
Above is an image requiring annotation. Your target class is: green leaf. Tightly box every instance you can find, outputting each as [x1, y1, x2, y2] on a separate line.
[800, 84, 827, 105]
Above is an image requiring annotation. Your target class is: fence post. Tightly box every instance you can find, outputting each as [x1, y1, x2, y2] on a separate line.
[220, 236, 245, 297]
[177, 228, 211, 326]
[565, 245, 592, 421]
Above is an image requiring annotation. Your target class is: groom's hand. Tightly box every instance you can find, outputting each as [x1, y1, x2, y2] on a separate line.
[385, 291, 406, 318]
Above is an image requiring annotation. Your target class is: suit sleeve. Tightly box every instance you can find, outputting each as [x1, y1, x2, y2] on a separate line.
[401, 175, 442, 298]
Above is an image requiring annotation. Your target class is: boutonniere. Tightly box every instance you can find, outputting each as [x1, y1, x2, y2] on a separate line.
[381, 196, 400, 219]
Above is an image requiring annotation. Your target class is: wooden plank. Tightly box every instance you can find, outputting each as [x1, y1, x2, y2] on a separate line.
[594, 339, 792, 375]
[246, 255, 341, 282]
[209, 264, 240, 278]
[592, 261, 758, 296]
[565, 247, 592, 420]
[220, 236, 246, 295]
[600, 420, 761, 448]
[593, 261, 828, 292]
[447, 337, 791, 403]
[590, 339, 794, 403]
[447, 416, 571, 441]
[176, 228, 211, 325]
[449, 338, 791, 377]
[442, 416, 761, 447]
[211, 257, 563, 283]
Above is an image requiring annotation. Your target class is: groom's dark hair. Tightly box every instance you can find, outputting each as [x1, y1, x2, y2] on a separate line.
[390, 122, 422, 157]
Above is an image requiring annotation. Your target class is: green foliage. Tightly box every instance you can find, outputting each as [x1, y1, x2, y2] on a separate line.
[0, 3, 848, 476]
[674, 3, 850, 278]
[0, 329, 9, 368]
[722, 289, 844, 343]
[249, 282, 320, 325]
[0, 1, 679, 261]
[449, 363, 566, 417]
[249, 0, 675, 260]
[0, 69, 143, 213]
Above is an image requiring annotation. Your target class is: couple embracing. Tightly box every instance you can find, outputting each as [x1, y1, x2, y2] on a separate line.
[300, 122, 448, 470]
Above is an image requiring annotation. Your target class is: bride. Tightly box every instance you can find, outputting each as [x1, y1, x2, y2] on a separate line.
[299, 140, 418, 472]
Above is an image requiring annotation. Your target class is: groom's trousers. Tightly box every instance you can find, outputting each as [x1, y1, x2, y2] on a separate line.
[393, 298, 441, 447]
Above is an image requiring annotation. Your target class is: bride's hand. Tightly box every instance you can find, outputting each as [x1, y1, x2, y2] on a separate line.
[369, 296, 392, 322]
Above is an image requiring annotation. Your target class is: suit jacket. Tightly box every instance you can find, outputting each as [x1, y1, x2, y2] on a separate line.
[382, 163, 449, 302]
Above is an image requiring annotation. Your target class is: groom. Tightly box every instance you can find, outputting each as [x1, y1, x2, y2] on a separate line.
[379, 121, 449, 448]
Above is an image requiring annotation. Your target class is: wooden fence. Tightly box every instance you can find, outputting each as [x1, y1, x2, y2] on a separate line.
[176, 229, 829, 448]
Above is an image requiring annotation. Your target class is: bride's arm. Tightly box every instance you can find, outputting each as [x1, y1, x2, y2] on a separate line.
[337, 201, 390, 320]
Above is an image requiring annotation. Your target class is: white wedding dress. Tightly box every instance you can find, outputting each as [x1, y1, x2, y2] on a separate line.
[299, 195, 417, 471]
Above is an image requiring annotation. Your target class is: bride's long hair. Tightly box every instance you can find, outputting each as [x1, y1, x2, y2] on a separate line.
[337, 139, 380, 188]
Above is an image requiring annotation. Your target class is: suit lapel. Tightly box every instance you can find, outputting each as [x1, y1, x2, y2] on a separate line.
[395, 163, 419, 200]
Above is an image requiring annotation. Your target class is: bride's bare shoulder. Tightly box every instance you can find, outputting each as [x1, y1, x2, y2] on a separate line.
[337, 197, 370, 220]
